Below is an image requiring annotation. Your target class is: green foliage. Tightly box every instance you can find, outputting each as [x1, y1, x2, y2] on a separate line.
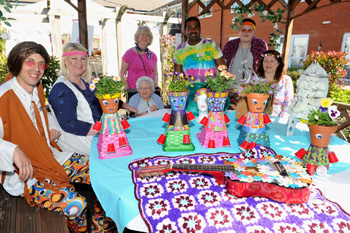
[0, 0, 17, 26]
[238, 76, 276, 95]
[307, 109, 337, 126]
[41, 56, 60, 98]
[303, 51, 349, 92]
[0, 62, 8, 84]
[160, 34, 176, 105]
[92, 75, 125, 98]
[329, 87, 350, 104]
[204, 65, 236, 93]
[231, 3, 285, 49]
[287, 68, 302, 92]
[167, 72, 194, 92]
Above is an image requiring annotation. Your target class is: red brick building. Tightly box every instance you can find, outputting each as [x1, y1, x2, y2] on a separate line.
[187, 0, 350, 68]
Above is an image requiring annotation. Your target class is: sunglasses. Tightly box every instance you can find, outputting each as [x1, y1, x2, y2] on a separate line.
[24, 59, 49, 70]
[241, 28, 253, 33]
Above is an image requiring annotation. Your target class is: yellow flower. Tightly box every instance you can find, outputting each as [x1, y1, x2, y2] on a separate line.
[320, 98, 333, 108]
[113, 76, 121, 81]
[300, 118, 308, 124]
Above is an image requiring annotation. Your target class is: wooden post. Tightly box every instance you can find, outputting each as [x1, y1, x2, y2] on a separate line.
[78, 0, 88, 51]
[49, 15, 62, 57]
[181, 0, 188, 43]
[282, 0, 295, 70]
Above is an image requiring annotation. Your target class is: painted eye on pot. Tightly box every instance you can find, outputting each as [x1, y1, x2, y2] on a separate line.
[263, 100, 267, 105]
[315, 134, 323, 140]
[253, 99, 258, 105]
[180, 98, 185, 103]
[329, 134, 334, 139]
[114, 98, 119, 104]
[210, 100, 215, 104]
[172, 99, 177, 103]
[103, 100, 109, 106]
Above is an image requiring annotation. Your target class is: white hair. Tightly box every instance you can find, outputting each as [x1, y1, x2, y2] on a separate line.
[136, 76, 155, 92]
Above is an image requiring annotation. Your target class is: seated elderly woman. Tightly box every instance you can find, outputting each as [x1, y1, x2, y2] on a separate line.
[129, 76, 164, 117]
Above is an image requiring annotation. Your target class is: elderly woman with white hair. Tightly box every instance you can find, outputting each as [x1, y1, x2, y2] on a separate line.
[48, 42, 136, 154]
[129, 76, 164, 117]
[120, 25, 159, 99]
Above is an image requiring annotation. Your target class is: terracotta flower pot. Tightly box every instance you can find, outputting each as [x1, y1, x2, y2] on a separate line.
[97, 93, 121, 114]
[308, 124, 338, 148]
[246, 93, 269, 113]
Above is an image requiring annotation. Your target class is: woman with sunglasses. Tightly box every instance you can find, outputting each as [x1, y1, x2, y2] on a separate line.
[257, 50, 294, 118]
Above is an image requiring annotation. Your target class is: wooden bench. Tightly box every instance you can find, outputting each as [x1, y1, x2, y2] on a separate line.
[0, 185, 69, 233]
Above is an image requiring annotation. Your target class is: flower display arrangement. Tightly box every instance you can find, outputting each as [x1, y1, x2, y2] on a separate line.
[204, 65, 236, 93]
[90, 75, 125, 97]
[238, 76, 276, 95]
[167, 72, 194, 92]
[302, 98, 340, 126]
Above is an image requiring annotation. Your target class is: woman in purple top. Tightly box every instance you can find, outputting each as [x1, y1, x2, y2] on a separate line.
[120, 25, 158, 97]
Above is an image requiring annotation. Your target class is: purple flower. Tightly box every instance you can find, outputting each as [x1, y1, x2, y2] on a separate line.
[319, 106, 327, 112]
[269, 90, 273, 94]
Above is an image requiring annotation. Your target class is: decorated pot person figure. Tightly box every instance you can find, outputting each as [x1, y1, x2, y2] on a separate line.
[295, 98, 340, 176]
[197, 65, 236, 148]
[237, 76, 276, 150]
[157, 73, 196, 151]
[195, 88, 208, 122]
[90, 75, 132, 158]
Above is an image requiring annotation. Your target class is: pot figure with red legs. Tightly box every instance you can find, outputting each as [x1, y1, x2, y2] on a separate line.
[237, 76, 276, 150]
[295, 98, 341, 175]
[91, 75, 132, 159]
[157, 73, 195, 151]
[197, 91, 231, 148]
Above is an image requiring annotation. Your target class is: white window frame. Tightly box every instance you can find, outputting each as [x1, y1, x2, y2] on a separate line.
[276, 35, 284, 54]
[288, 34, 309, 68]
[341, 33, 350, 61]
[231, 0, 250, 13]
[198, 0, 212, 18]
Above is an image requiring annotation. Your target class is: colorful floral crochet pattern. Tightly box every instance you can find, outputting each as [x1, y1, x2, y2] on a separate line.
[129, 146, 350, 233]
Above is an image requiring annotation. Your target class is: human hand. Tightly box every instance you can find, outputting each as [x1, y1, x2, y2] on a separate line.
[12, 147, 34, 181]
[149, 104, 158, 112]
[49, 129, 61, 142]
[87, 125, 100, 136]
[129, 106, 138, 115]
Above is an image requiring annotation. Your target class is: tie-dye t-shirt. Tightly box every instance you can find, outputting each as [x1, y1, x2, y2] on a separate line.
[173, 39, 223, 81]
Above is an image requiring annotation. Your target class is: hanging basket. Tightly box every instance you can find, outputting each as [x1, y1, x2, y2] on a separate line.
[247, 93, 269, 113]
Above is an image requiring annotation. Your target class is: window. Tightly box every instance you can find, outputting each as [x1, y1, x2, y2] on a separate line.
[288, 35, 309, 68]
[276, 36, 284, 54]
[231, 0, 250, 13]
[198, 0, 212, 18]
[341, 33, 350, 81]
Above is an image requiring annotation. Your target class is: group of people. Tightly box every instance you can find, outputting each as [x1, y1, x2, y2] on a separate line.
[175, 16, 294, 118]
[0, 16, 294, 233]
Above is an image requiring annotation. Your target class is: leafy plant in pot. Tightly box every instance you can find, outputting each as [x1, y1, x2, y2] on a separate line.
[295, 98, 341, 175]
[197, 65, 236, 149]
[237, 76, 276, 151]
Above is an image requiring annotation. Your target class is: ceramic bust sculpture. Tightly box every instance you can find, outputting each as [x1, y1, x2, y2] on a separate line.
[195, 88, 208, 123]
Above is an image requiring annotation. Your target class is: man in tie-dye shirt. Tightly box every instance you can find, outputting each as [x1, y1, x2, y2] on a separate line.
[174, 17, 225, 81]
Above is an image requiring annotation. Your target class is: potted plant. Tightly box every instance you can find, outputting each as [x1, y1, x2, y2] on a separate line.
[238, 76, 276, 113]
[157, 72, 196, 152]
[296, 98, 341, 175]
[237, 76, 276, 151]
[90, 75, 132, 159]
[197, 65, 236, 149]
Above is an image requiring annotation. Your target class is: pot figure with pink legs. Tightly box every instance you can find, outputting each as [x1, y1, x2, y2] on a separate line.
[91, 75, 132, 159]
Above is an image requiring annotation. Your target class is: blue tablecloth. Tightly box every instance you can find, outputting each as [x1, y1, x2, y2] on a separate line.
[89, 111, 350, 232]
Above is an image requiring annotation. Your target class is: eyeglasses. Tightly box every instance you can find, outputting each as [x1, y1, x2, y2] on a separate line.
[24, 59, 49, 70]
[139, 87, 151, 91]
[241, 28, 253, 33]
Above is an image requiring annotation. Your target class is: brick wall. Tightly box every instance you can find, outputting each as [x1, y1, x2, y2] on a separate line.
[188, 0, 350, 55]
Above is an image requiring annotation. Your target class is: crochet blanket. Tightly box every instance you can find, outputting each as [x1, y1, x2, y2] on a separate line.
[129, 146, 350, 233]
